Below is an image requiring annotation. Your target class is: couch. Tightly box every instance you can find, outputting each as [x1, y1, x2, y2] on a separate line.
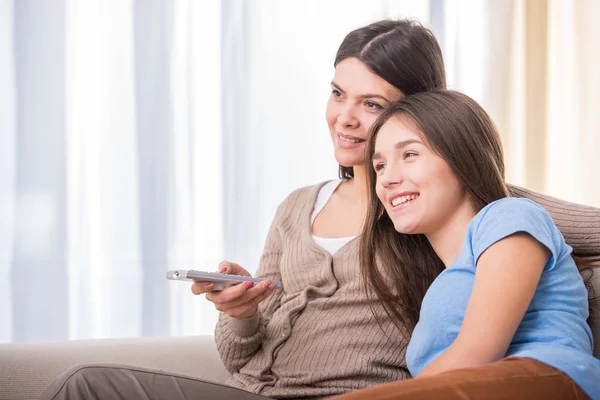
[0, 336, 230, 400]
[2, 271, 599, 400]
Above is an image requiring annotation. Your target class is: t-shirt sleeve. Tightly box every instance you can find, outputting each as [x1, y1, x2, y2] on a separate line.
[472, 198, 562, 271]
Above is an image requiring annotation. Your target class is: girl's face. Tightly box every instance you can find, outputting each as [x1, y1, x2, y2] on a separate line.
[372, 116, 472, 236]
[326, 58, 402, 168]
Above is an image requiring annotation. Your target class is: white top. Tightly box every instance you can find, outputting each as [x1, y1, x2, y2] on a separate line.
[311, 179, 357, 256]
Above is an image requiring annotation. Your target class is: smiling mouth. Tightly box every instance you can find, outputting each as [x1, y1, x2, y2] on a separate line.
[338, 133, 365, 144]
[391, 194, 420, 207]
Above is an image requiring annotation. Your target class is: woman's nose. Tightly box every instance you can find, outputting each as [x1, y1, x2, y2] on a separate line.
[336, 105, 359, 129]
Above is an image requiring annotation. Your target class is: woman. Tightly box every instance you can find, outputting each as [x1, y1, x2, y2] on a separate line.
[40, 19, 600, 400]
[333, 90, 599, 399]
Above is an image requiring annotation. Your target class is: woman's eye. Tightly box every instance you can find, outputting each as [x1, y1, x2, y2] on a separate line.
[331, 89, 342, 98]
[404, 152, 418, 159]
[365, 101, 383, 110]
[374, 163, 385, 172]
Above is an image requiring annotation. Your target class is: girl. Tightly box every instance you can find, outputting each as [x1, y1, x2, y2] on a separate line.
[335, 89, 599, 399]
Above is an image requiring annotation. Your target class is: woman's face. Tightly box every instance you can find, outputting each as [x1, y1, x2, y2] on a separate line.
[372, 116, 471, 236]
[326, 58, 403, 168]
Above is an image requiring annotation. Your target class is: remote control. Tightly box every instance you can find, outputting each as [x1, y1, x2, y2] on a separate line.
[165, 269, 282, 291]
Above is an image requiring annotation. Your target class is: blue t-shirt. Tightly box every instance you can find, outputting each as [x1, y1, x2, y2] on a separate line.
[406, 198, 600, 399]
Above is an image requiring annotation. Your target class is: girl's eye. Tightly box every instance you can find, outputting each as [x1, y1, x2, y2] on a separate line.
[365, 101, 383, 110]
[404, 152, 418, 159]
[332, 89, 343, 98]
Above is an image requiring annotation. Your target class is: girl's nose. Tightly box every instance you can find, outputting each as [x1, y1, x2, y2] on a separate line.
[380, 163, 401, 188]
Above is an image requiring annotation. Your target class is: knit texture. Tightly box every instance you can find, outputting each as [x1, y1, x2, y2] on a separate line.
[509, 184, 600, 263]
[215, 182, 600, 398]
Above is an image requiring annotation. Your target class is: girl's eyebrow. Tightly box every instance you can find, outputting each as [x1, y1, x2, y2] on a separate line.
[372, 139, 423, 162]
[394, 139, 423, 150]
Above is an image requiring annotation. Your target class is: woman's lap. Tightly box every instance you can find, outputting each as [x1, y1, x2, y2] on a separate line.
[39, 363, 273, 400]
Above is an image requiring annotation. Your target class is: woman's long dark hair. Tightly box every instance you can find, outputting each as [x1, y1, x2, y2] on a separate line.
[360, 90, 510, 338]
[334, 19, 446, 179]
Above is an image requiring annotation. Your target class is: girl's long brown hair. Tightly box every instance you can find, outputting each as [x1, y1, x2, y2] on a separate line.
[360, 90, 510, 340]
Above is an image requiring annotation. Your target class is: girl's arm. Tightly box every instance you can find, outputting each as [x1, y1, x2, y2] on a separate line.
[418, 232, 550, 377]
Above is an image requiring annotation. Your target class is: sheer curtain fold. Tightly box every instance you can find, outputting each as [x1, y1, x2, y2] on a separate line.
[132, 0, 172, 338]
[545, 0, 600, 205]
[10, 0, 69, 343]
[66, 0, 143, 339]
[446, 0, 599, 208]
[576, 0, 600, 206]
[0, 0, 16, 344]
[168, 0, 223, 336]
[518, 0, 599, 206]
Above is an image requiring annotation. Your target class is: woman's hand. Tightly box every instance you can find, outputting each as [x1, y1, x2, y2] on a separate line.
[191, 261, 277, 320]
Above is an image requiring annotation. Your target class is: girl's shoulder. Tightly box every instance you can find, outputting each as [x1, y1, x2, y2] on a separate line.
[472, 197, 553, 231]
[466, 197, 566, 265]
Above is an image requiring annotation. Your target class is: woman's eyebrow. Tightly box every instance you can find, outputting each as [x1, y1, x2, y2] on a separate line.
[331, 82, 392, 104]
[331, 82, 344, 93]
[361, 93, 392, 103]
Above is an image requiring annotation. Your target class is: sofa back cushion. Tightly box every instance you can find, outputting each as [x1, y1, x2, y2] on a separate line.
[581, 266, 600, 359]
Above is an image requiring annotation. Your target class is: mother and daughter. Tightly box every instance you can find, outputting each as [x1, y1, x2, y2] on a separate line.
[42, 18, 600, 400]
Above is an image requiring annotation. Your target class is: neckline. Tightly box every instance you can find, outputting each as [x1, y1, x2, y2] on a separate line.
[312, 234, 357, 241]
[302, 180, 361, 259]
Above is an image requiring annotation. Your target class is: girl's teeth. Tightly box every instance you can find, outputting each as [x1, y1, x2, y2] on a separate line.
[391, 194, 419, 207]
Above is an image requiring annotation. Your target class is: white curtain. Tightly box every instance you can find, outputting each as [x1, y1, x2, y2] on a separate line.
[0, 0, 16, 343]
[444, 0, 600, 207]
[0, 0, 431, 344]
[0, 0, 224, 343]
[545, 0, 600, 205]
[2, 0, 597, 344]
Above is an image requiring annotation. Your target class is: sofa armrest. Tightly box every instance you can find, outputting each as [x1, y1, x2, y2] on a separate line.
[0, 335, 230, 400]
